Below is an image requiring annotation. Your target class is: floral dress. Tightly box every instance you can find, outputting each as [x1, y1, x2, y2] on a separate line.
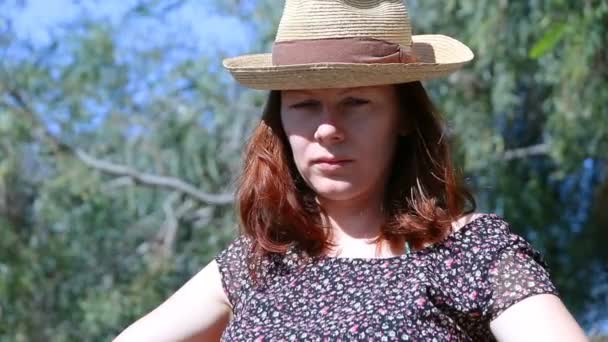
[215, 214, 559, 341]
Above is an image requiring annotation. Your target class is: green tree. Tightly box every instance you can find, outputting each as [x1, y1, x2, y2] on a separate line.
[0, 0, 606, 340]
[1, 1, 257, 340]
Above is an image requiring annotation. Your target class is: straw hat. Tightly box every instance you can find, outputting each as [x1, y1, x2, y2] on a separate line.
[223, 0, 474, 90]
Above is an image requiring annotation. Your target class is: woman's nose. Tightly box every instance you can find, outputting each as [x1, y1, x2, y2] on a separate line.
[313, 111, 345, 144]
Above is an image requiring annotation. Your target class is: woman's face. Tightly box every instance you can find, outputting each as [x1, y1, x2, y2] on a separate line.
[280, 85, 406, 203]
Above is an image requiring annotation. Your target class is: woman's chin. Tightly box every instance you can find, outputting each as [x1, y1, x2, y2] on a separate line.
[310, 180, 360, 202]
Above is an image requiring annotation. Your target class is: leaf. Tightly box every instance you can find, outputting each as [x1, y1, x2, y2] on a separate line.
[529, 22, 567, 59]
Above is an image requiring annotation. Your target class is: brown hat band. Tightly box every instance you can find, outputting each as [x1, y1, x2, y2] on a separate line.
[272, 37, 418, 65]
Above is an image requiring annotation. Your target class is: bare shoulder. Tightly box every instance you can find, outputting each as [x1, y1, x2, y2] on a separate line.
[450, 212, 487, 232]
[113, 259, 231, 341]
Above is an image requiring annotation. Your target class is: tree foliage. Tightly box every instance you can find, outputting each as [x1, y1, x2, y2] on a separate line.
[408, 0, 608, 325]
[0, 0, 606, 340]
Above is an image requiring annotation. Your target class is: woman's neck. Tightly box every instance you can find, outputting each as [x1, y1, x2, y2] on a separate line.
[316, 191, 400, 257]
[317, 191, 385, 244]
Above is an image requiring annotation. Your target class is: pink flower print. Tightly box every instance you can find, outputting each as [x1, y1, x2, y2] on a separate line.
[384, 271, 394, 279]
[444, 258, 455, 268]
[378, 308, 388, 315]
[349, 324, 359, 333]
[253, 326, 262, 332]
[320, 306, 329, 315]
[254, 335, 264, 342]
[415, 297, 426, 307]
[468, 290, 478, 300]
[472, 246, 480, 253]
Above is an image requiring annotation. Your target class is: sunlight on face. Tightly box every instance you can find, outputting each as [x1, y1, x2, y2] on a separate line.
[280, 85, 406, 204]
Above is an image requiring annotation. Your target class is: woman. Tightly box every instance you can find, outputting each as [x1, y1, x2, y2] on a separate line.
[115, 1, 588, 341]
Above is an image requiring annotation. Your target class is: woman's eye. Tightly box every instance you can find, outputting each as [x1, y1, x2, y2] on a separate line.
[344, 98, 370, 106]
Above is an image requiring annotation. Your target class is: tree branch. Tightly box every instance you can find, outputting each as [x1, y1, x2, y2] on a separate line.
[74, 150, 234, 204]
[156, 192, 181, 259]
[501, 143, 550, 161]
[4, 88, 234, 205]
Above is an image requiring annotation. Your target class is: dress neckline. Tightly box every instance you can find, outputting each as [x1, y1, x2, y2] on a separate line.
[313, 213, 494, 263]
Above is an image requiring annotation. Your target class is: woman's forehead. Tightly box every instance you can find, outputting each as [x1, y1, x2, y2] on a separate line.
[282, 85, 394, 98]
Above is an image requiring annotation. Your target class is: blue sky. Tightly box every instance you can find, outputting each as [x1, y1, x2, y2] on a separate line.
[6, 0, 259, 136]
[10, 0, 256, 56]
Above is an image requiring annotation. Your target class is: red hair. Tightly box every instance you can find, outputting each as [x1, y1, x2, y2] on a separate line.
[236, 81, 476, 276]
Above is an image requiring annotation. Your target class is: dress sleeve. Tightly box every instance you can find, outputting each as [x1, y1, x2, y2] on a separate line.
[483, 230, 559, 320]
[214, 235, 253, 310]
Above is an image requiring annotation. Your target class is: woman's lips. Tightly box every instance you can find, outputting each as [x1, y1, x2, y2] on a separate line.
[312, 159, 353, 171]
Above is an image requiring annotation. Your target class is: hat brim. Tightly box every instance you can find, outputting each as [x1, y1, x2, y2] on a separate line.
[223, 35, 474, 90]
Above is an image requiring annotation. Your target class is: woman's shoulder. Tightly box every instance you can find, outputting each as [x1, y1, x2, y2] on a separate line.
[216, 234, 254, 259]
[431, 212, 551, 271]
[448, 212, 520, 245]
[431, 212, 559, 322]
[214, 234, 256, 309]
[450, 212, 487, 233]
[214, 234, 255, 283]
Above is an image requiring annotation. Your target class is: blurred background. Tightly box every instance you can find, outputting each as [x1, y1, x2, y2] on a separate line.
[0, 0, 606, 340]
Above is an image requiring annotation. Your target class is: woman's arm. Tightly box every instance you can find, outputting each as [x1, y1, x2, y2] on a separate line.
[113, 260, 231, 342]
[490, 293, 588, 342]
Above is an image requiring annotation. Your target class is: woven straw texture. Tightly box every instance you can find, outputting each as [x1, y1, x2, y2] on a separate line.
[276, 0, 412, 46]
[223, 0, 474, 90]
